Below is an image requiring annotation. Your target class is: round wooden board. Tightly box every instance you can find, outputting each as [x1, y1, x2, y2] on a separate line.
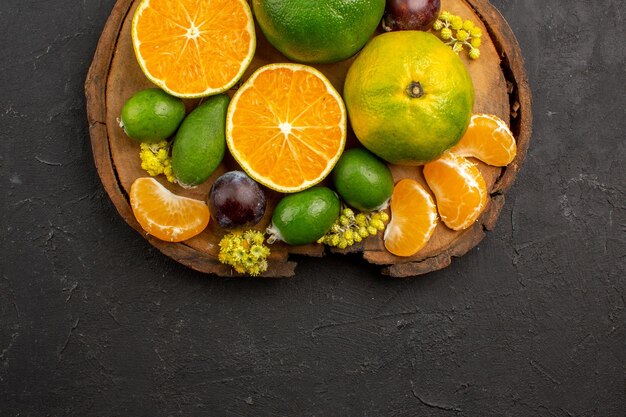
[85, 0, 532, 278]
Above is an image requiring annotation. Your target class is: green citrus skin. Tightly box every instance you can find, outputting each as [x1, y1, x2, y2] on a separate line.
[332, 148, 394, 211]
[344, 31, 475, 165]
[171, 94, 230, 187]
[252, 0, 385, 64]
[270, 187, 340, 245]
[121, 88, 185, 143]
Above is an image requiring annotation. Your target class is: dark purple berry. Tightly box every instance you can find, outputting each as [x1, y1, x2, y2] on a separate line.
[382, 0, 441, 32]
[208, 171, 266, 229]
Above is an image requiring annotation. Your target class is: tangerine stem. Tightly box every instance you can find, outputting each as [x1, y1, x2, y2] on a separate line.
[406, 81, 424, 98]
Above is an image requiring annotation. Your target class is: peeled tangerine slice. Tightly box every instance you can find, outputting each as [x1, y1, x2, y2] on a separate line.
[130, 177, 210, 242]
[384, 179, 438, 257]
[450, 114, 517, 166]
[423, 152, 488, 231]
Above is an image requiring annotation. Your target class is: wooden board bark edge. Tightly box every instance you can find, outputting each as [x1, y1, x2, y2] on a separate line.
[85, 0, 532, 278]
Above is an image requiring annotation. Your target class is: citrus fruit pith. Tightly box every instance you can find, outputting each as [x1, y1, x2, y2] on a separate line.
[226, 63, 346, 193]
[132, 0, 255, 98]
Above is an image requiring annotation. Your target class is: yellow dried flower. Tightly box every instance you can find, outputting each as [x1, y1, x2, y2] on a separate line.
[139, 141, 175, 183]
[218, 230, 270, 276]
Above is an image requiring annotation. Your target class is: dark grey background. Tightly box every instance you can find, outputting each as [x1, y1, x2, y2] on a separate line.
[1, 0, 624, 416]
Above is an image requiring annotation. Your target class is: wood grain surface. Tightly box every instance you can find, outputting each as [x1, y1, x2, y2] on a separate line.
[85, 0, 532, 277]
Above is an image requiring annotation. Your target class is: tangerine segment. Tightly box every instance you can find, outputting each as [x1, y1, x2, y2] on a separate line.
[226, 63, 347, 193]
[384, 179, 438, 257]
[450, 114, 517, 166]
[423, 152, 487, 231]
[130, 177, 210, 242]
[132, 0, 255, 98]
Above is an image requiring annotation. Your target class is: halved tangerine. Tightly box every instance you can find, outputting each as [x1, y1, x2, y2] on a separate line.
[226, 63, 347, 193]
[130, 177, 210, 242]
[384, 179, 438, 257]
[423, 152, 487, 231]
[132, 0, 255, 98]
[450, 114, 517, 166]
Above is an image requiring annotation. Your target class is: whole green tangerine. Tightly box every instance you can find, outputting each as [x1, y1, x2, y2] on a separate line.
[252, 0, 385, 64]
[343, 31, 475, 165]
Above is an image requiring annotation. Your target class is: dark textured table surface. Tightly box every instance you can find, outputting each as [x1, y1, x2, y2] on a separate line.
[1, 1, 625, 416]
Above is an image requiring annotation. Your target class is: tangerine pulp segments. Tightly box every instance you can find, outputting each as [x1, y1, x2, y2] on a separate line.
[450, 114, 517, 166]
[384, 179, 438, 257]
[130, 177, 210, 242]
[226, 63, 347, 193]
[423, 152, 488, 231]
[131, 0, 255, 98]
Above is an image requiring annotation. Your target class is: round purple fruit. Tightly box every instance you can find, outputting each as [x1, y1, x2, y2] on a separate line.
[208, 171, 266, 229]
[382, 0, 441, 32]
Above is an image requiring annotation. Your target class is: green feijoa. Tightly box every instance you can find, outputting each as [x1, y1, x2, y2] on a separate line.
[332, 148, 394, 211]
[120, 88, 185, 143]
[171, 94, 230, 187]
[269, 187, 341, 246]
